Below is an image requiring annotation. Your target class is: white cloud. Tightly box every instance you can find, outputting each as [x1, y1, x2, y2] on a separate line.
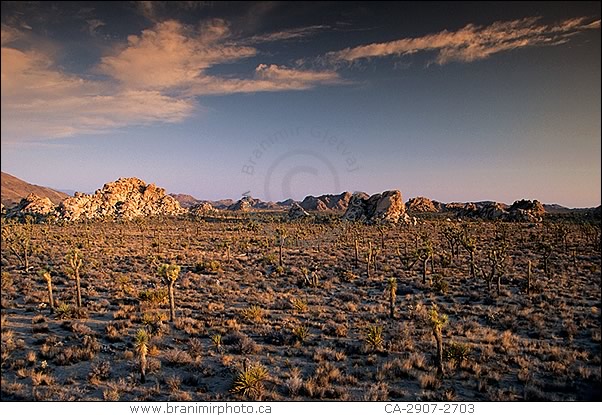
[326, 16, 601, 65]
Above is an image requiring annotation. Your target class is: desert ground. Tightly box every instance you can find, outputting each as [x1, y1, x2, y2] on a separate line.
[1, 212, 600, 401]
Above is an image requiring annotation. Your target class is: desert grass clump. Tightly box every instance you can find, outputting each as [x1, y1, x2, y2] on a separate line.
[88, 360, 112, 384]
[291, 297, 308, 313]
[138, 288, 168, 306]
[241, 305, 264, 323]
[431, 274, 449, 294]
[292, 324, 310, 344]
[230, 361, 269, 400]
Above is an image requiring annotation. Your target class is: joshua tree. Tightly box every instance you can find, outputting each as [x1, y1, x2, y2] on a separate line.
[442, 225, 461, 259]
[377, 225, 386, 250]
[134, 328, 149, 383]
[417, 240, 433, 284]
[365, 241, 374, 278]
[387, 277, 397, 319]
[276, 228, 287, 267]
[38, 269, 55, 311]
[527, 260, 532, 296]
[539, 241, 553, 278]
[459, 231, 478, 279]
[158, 263, 181, 321]
[66, 249, 83, 308]
[481, 245, 507, 296]
[1, 219, 35, 273]
[427, 304, 448, 377]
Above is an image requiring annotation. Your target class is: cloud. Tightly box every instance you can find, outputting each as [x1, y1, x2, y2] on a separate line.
[248, 25, 329, 43]
[326, 16, 601, 65]
[1, 19, 342, 142]
[1, 24, 21, 45]
[98, 19, 256, 91]
[98, 19, 342, 95]
[1, 40, 194, 142]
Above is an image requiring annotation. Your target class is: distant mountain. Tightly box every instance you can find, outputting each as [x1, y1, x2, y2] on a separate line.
[1, 172, 70, 207]
[170, 193, 200, 208]
[543, 204, 573, 214]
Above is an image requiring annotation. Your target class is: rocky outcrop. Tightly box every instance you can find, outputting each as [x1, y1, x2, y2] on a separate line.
[406, 197, 440, 213]
[58, 178, 184, 221]
[6, 193, 56, 220]
[343, 190, 406, 224]
[189, 202, 216, 216]
[475, 202, 508, 220]
[228, 197, 253, 212]
[449, 199, 544, 222]
[300, 192, 352, 211]
[507, 199, 545, 222]
[288, 202, 310, 220]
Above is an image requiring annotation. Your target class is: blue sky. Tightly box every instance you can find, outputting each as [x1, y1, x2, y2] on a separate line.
[1, 1, 600, 207]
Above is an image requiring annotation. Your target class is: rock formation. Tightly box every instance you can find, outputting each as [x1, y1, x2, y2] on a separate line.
[288, 202, 310, 220]
[449, 199, 544, 222]
[300, 192, 352, 211]
[6, 193, 56, 220]
[507, 199, 545, 222]
[58, 178, 183, 221]
[189, 202, 216, 216]
[343, 190, 406, 224]
[406, 197, 440, 213]
[228, 197, 253, 212]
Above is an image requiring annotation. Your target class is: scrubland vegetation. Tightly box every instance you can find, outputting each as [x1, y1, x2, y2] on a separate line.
[1, 213, 600, 401]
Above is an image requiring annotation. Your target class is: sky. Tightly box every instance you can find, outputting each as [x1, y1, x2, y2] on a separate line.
[1, 1, 600, 207]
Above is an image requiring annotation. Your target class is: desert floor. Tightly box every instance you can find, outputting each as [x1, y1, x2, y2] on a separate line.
[1, 213, 600, 401]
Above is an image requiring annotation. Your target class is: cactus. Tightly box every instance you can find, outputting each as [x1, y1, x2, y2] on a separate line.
[158, 263, 181, 321]
[66, 249, 83, 308]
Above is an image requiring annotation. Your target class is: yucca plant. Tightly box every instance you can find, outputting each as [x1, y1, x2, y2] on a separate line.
[427, 304, 448, 377]
[158, 263, 181, 321]
[134, 329, 149, 383]
[230, 361, 269, 400]
[364, 325, 384, 351]
[211, 333, 223, 353]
